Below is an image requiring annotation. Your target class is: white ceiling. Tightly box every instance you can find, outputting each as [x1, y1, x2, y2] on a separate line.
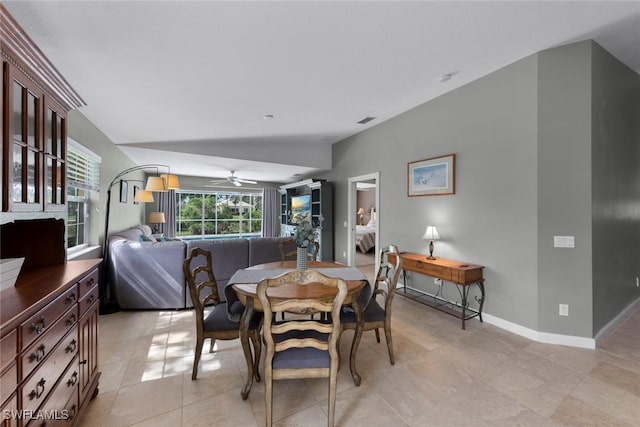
[5, 1, 640, 183]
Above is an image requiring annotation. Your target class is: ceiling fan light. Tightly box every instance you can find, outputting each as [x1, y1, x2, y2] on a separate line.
[145, 176, 168, 192]
[160, 173, 180, 189]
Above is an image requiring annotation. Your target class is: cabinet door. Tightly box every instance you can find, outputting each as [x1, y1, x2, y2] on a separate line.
[78, 301, 98, 403]
[43, 97, 66, 211]
[2, 63, 44, 212]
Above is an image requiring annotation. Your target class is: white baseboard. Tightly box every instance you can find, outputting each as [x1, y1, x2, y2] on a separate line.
[399, 280, 596, 349]
[482, 313, 596, 349]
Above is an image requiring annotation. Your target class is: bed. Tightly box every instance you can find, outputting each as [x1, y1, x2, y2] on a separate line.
[355, 208, 376, 253]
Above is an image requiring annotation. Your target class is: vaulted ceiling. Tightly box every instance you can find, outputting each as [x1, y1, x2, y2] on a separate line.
[5, 1, 640, 183]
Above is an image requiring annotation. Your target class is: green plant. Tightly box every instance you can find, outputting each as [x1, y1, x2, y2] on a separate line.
[293, 214, 317, 247]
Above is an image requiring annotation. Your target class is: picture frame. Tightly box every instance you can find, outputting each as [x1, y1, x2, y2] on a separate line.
[133, 185, 140, 205]
[119, 180, 128, 203]
[408, 153, 455, 197]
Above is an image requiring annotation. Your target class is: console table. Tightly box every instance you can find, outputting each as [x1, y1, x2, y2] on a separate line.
[390, 252, 485, 329]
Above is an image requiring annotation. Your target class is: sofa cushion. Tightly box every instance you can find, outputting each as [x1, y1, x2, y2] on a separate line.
[248, 237, 290, 266]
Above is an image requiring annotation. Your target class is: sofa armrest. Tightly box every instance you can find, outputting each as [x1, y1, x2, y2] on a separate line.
[109, 240, 187, 309]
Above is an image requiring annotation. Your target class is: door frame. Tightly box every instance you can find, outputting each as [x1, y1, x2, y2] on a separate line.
[347, 172, 380, 268]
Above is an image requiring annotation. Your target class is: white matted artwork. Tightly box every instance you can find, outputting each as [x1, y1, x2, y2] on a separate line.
[407, 153, 455, 197]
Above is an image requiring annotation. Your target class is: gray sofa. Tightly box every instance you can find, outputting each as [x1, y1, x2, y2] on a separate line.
[107, 225, 290, 310]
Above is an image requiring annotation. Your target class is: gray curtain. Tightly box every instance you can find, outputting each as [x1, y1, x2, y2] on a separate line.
[158, 189, 177, 237]
[262, 187, 279, 237]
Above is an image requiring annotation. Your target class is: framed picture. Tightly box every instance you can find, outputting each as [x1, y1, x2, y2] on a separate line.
[408, 153, 455, 197]
[133, 185, 140, 205]
[119, 180, 128, 203]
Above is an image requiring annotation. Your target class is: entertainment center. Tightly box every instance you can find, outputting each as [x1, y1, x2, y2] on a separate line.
[279, 179, 333, 261]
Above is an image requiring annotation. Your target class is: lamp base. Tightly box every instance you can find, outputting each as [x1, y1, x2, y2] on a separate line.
[426, 256, 437, 260]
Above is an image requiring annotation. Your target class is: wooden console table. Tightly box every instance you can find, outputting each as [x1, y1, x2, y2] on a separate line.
[390, 252, 485, 329]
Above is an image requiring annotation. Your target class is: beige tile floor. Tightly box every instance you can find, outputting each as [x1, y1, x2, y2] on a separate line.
[78, 267, 640, 426]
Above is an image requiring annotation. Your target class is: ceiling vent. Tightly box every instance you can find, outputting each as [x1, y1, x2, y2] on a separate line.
[357, 116, 376, 124]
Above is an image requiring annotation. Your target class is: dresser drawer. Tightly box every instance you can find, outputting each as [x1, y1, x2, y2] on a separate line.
[26, 357, 79, 427]
[77, 269, 99, 300]
[20, 287, 78, 351]
[404, 259, 452, 281]
[0, 393, 17, 427]
[0, 363, 17, 405]
[20, 307, 77, 382]
[0, 330, 16, 372]
[21, 326, 78, 414]
[78, 284, 99, 317]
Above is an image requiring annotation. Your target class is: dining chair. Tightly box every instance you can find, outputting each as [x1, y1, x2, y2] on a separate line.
[183, 247, 261, 380]
[278, 238, 320, 261]
[340, 244, 402, 365]
[257, 269, 347, 427]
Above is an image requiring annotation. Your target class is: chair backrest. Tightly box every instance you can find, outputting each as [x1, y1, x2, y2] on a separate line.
[183, 247, 222, 324]
[375, 244, 403, 311]
[278, 238, 320, 261]
[257, 269, 347, 370]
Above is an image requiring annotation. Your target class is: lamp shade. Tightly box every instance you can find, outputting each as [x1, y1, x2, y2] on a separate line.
[357, 208, 365, 215]
[160, 173, 180, 190]
[148, 212, 166, 224]
[133, 189, 154, 203]
[145, 176, 167, 192]
[422, 225, 440, 240]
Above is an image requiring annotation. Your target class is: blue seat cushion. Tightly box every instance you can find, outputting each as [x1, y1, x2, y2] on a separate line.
[203, 302, 261, 331]
[340, 299, 385, 324]
[273, 347, 330, 369]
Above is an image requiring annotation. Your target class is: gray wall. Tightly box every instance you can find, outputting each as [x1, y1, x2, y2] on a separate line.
[322, 54, 541, 330]
[68, 110, 146, 250]
[591, 43, 640, 332]
[322, 40, 639, 337]
[537, 41, 594, 337]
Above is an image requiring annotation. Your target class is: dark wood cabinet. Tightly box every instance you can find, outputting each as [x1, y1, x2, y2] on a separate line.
[0, 260, 101, 427]
[1, 4, 84, 213]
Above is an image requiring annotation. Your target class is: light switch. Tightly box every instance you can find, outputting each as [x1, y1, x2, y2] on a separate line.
[554, 236, 575, 248]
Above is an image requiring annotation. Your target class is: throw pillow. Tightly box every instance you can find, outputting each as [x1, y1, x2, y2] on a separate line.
[139, 235, 156, 242]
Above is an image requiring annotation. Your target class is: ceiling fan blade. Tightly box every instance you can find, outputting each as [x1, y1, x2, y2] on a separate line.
[236, 178, 257, 184]
[233, 180, 242, 187]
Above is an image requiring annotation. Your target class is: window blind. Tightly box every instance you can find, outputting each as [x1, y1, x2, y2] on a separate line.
[67, 139, 100, 191]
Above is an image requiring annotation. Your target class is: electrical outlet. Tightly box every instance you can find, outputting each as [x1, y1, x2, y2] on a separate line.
[559, 304, 569, 316]
[434, 278, 442, 285]
[636, 277, 639, 288]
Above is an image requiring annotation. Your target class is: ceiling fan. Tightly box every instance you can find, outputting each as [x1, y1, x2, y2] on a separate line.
[209, 171, 257, 187]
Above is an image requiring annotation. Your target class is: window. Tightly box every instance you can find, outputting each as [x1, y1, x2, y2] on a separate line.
[176, 190, 262, 240]
[66, 139, 100, 250]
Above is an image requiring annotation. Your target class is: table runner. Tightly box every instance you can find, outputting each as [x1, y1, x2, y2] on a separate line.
[224, 267, 369, 321]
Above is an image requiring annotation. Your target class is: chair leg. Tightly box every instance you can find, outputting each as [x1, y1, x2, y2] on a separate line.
[209, 338, 216, 353]
[374, 328, 381, 343]
[192, 336, 204, 380]
[328, 363, 338, 427]
[384, 324, 395, 365]
[265, 369, 273, 427]
[250, 330, 262, 382]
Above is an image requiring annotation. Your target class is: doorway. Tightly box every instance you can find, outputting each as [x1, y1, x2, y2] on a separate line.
[347, 172, 380, 269]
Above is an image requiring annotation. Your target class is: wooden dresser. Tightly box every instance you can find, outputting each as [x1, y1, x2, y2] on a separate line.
[1, 259, 101, 426]
[390, 252, 485, 329]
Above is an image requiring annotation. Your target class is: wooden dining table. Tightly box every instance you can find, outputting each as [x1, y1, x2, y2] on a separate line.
[229, 260, 369, 400]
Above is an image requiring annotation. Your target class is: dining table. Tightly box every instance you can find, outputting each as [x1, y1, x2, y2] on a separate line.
[227, 260, 370, 400]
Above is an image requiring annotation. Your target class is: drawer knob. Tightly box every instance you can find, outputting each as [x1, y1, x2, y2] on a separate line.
[30, 316, 46, 334]
[87, 278, 94, 287]
[28, 378, 46, 400]
[67, 371, 78, 387]
[79, 359, 88, 365]
[66, 339, 77, 353]
[29, 344, 46, 363]
[66, 293, 77, 304]
[66, 313, 77, 325]
[88, 294, 96, 304]
[68, 404, 77, 420]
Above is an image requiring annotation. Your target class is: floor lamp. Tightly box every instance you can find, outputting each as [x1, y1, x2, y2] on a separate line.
[100, 164, 180, 314]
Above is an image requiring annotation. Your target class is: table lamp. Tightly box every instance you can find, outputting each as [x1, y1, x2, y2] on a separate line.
[422, 225, 440, 259]
[148, 212, 166, 234]
[357, 208, 365, 225]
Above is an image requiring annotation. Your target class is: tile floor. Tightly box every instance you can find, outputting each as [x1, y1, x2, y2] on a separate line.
[77, 266, 640, 426]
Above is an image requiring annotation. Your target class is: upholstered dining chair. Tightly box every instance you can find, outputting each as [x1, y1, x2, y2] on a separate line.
[183, 247, 261, 380]
[257, 270, 347, 427]
[340, 244, 402, 365]
[278, 238, 320, 261]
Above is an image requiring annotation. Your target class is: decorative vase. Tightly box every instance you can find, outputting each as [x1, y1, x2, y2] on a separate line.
[296, 246, 308, 270]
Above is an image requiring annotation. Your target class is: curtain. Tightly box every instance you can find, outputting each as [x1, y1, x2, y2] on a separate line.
[158, 189, 177, 237]
[262, 187, 279, 237]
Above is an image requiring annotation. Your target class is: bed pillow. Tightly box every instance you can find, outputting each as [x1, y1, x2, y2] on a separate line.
[366, 218, 376, 227]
